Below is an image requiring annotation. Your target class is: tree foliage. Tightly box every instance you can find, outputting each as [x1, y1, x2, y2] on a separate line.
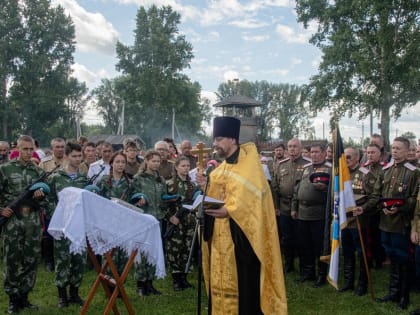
[0, 0, 85, 144]
[217, 80, 313, 142]
[110, 5, 208, 146]
[296, 0, 420, 148]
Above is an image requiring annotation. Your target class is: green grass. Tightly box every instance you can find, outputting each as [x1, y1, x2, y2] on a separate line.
[0, 260, 419, 314]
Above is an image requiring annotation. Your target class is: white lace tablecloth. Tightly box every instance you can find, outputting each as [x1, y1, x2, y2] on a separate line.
[48, 187, 165, 278]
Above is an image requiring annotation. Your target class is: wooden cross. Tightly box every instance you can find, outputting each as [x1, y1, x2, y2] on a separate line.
[190, 142, 212, 174]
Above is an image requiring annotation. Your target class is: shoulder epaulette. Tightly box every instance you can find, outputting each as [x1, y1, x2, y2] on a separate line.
[383, 160, 394, 170]
[324, 161, 332, 167]
[302, 156, 312, 162]
[359, 166, 369, 174]
[404, 162, 417, 171]
[278, 157, 290, 165]
[303, 162, 313, 168]
[41, 156, 53, 163]
[362, 161, 370, 167]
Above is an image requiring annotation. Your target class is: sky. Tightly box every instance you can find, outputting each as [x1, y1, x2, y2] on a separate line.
[51, 0, 420, 143]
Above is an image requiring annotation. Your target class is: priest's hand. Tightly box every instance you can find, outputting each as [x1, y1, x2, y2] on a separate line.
[205, 206, 229, 218]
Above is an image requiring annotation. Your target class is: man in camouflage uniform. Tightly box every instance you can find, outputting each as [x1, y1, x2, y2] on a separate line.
[0, 135, 46, 313]
[375, 137, 418, 310]
[39, 137, 66, 272]
[47, 142, 89, 308]
[339, 147, 379, 296]
[272, 138, 310, 273]
[292, 143, 331, 288]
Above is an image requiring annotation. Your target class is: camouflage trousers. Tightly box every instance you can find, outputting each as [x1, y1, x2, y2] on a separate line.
[3, 213, 42, 297]
[166, 213, 195, 273]
[54, 238, 85, 288]
[134, 253, 157, 282]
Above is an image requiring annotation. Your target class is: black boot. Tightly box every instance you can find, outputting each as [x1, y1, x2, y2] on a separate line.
[6, 296, 20, 314]
[146, 280, 161, 295]
[136, 281, 149, 296]
[339, 257, 355, 292]
[295, 259, 315, 283]
[398, 264, 410, 309]
[69, 286, 84, 306]
[376, 262, 400, 303]
[172, 273, 184, 291]
[20, 294, 38, 310]
[355, 259, 368, 296]
[42, 237, 55, 272]
[57, 287, 68, 308]
[181, 273, 193, 289]
[313, 261, 327, 288]
[283, 247, 295, 273]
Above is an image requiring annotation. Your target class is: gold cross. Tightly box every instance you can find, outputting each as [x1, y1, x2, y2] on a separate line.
[190, 142, 212, 174]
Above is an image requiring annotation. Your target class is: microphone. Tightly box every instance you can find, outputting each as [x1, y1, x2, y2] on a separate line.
[203, 160, 218, 176]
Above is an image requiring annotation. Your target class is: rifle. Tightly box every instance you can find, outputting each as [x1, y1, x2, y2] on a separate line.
[0, 165, 59, 228]
[163, 196, 189, 240]
[88, 165, 106, 185]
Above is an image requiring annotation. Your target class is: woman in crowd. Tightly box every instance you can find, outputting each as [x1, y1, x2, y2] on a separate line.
[98, 151, 134, 277]
[165, 155, 199, 291]
[132, 150, 167, 296]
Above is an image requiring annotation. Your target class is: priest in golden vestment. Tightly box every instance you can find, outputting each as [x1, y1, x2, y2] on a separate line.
[201, 117, 287, 315]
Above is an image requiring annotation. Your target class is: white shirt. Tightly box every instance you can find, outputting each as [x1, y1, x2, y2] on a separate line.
[87, 159, 110, 184]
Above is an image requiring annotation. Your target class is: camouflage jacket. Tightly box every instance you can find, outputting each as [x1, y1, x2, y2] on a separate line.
[98, 174, 134, 202]
[46, 169, 89, 219]
[0, 159, 45, 208]
[166, 175, 199, 218]
[132, 171, 166, 219]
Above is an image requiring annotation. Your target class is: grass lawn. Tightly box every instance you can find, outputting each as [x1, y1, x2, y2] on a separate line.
[0, 259, 419, 314]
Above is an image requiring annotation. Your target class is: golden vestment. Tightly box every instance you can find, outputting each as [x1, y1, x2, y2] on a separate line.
[202, 142, 287, 314]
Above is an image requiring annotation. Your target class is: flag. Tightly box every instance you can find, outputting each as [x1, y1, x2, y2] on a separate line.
[327, 128, 356, 289]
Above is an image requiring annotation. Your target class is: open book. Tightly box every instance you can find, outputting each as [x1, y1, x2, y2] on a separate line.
[183, 194, 224, 211]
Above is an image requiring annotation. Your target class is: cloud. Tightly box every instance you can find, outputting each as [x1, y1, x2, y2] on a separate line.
[71, 63, 111, 89]
[242, 34, 270, 42]
[275, 21, 317, 44]
[52, 0, 119, 55]
[291, 57, 302, 66]
[224, 70, 240, 82]
[262, 68, 289, 76]
[229, 19, 269, 29]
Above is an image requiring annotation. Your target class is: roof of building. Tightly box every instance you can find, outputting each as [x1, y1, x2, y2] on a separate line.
[214, 95, 263, 108]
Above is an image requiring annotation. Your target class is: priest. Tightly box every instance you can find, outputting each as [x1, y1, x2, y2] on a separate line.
[201, 116, 287, 315]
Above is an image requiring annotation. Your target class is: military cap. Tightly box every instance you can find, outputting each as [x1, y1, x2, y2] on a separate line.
[309, 172, 330, 185]
[380, 197, 404, 208]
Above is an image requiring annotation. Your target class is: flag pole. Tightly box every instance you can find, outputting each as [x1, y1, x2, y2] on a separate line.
[355, 216, 375, 300]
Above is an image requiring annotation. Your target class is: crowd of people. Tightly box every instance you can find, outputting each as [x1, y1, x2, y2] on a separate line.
[1, 123, 420, 314]
[268, 134, 420, 315]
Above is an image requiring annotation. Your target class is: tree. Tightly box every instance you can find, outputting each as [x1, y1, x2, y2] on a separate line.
[115, 5, 207, 146]
[6, 0, 76, 144]
[400, 131, 416, 140]
[296, 0, 420, 148]
[0, 0, 24, 139]
[91, 78, 124, 134]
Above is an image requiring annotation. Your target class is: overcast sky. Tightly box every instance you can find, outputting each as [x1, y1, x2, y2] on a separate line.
[51, 0, 420, 143]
